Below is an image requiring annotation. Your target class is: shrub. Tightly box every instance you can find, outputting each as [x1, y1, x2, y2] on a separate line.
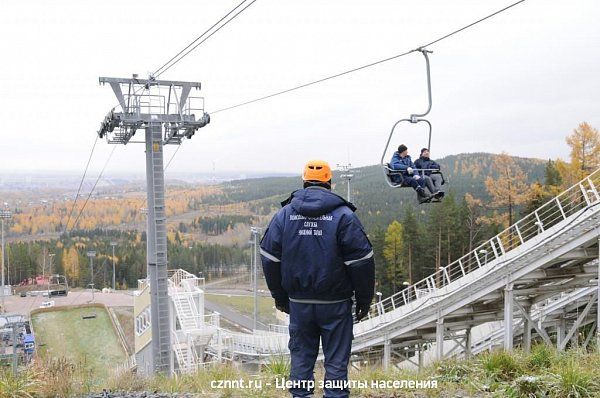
[263, 354, 290, 377]
[548, 361, 599, 398]
[528, 344, 556, 370]
[0, 368, 40, 398]
[481, 350, 523, 382]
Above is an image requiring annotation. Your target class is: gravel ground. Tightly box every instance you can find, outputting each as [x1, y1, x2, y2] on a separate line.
[84, 391, 206, 398]
[85, 392, 202, 398]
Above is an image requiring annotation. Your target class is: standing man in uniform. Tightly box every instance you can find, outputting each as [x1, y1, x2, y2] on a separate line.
[260, 160, 375, 398]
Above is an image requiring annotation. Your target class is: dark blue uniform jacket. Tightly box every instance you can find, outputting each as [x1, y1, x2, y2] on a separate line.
[414, 156, 441, 176]
[390, 152, 416, 176]
[260, 187, 375, 305]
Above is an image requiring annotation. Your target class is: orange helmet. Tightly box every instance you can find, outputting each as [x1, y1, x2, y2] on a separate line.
[303, 160, 332, 182]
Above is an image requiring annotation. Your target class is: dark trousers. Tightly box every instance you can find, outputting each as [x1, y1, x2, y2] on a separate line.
[288, 299, 353, 398]
[403, 176, 425, 191]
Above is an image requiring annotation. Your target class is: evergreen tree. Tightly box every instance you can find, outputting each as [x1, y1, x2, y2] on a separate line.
[544, 159, 562, 188]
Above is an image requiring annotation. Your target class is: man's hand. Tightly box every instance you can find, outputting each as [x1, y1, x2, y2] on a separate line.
[355, 302, 371, 321]
[275, 299, 289, 314]
[407, 167, 414, 175]
[414, 174, 421, 180]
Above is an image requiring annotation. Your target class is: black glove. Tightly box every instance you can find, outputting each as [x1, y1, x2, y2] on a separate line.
[355, 301, 371, 321]
[275, 299, 289, 314]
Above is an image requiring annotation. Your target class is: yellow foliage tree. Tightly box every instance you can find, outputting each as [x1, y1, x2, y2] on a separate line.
[565, 122, 600, 181]
[484, 153, 529, 228]
[62, 247, 80, 284]
[383, 220, 406, 294]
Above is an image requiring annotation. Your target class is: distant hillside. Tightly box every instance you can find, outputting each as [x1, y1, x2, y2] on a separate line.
[214, 153, 547, 232]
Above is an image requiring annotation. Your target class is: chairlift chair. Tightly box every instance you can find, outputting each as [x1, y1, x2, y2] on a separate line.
[380, 49, 446, 199]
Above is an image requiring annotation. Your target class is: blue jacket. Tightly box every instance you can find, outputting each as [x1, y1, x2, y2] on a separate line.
[390, 152, 416, 177]
[260, 187, 375, 305]
[414, 156, 441, 176]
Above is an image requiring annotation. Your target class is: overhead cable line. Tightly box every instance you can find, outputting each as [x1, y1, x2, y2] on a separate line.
[104, 0, 256, 112]
[211, 0, 526, 114]
[164, 144, 183, 171]
[153, 0, 251, 77]
[73, 0, 255, 230]
[154, 0, 259, 79]
[68, 146, 117, 234]
[63, 135, 99, 234]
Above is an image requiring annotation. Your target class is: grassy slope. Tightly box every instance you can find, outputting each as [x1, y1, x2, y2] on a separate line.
[31, 306, 127, 381]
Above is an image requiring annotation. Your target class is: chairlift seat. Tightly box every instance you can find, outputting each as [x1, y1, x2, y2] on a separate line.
[383, 163, 446, 189]
[383, 163, 410, 188]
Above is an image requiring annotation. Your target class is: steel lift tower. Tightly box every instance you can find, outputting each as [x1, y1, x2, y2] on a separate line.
[97, 75, 210, 374]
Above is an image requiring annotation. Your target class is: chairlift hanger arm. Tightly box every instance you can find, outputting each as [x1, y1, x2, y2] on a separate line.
[410, 48, 433, 120]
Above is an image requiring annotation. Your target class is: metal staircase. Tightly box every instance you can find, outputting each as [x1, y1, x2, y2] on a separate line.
[168, 269, 216, 373]
[172, 293, 199, 330]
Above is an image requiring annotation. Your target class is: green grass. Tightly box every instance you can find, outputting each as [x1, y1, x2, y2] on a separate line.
[3, 344, 600, 397]
[30, 305, 127, 383]
[205, 293, 278, 325]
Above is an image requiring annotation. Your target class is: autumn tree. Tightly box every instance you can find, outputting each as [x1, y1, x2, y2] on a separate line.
[484, 153, 529, 228]
[383, 220, 407, 294]
[566, 122, 600, 180]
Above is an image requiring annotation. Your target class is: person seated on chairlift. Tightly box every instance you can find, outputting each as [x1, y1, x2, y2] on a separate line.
[390, 144, 432, 204]
[415, 148, 444, 200]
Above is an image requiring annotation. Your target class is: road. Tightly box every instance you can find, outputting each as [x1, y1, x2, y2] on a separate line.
[204, 298, 269, 332]
[2, 290, 134, 315]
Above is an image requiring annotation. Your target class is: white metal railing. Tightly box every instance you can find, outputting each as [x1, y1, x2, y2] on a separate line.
[269, 324, 288, 334]
[112, 354, 137, 376]
[362, 168, 600, 323]
[219, 330, 289, 356]
[171, 328, 198, 373]
[168, 268, 205, 291]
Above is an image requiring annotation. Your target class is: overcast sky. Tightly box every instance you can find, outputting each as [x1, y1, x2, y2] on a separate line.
[0, 0, 599, 176]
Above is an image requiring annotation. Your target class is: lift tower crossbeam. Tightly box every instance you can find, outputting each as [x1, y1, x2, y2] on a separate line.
[97, 75, 210, 375]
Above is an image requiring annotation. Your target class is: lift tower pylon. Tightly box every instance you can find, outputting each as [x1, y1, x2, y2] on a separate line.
[97, 75, 210, 375]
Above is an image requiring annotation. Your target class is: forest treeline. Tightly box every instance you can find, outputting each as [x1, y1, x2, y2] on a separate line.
[5, 230, 248, 290]
[1, 122, 598, 295]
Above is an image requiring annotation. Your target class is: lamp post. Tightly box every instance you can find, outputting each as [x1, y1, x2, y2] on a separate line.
[479, 249, 489, 265]
[87, 251, 96, 303]
[1, 209, 11, 311]
[250, 227, 262, 331]
[47, 253, 55, 298]
[376, 291, 383, 316]
[337, 163, 354, 202]
[110, 242, 117, 291]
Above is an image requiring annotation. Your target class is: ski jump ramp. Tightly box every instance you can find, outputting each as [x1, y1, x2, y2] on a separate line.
[350, 169, 600, 368]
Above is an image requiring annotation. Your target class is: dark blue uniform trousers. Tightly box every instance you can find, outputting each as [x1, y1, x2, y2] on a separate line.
[403, 176, 425, 191]
[288, 299, 353, 398]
